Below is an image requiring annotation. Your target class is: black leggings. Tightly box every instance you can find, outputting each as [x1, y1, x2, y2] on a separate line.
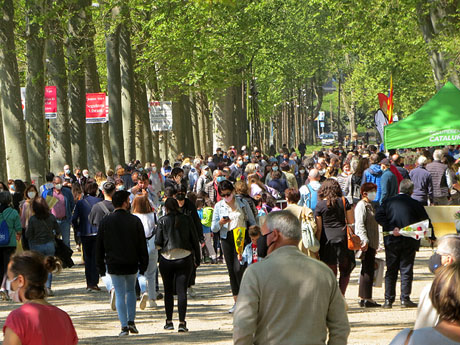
[221, 231, 246, 296]
[359, 247, 376, 300]
[159, 255, 193, 322]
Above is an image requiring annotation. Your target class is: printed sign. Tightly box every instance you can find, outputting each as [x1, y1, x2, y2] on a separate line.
[86, 93, 108, 123]
[149, 101, 172, 131]
[318, 111, 325, 121]
[45, 86, 57, 119]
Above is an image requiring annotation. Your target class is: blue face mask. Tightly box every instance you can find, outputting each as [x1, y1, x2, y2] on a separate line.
[272, 166, 279, 171]
[216, 176, 226, 183]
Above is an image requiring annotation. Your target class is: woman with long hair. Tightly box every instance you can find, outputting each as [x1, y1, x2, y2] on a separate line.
[349, 157, 369, 204]
[132, 194, 158, 309]
[19, 185, 39, 250]
[3, 251, 77, 345]
[315, 178, 355, 296]
[25, 198, 60, 296]
[155, 198, 200, 332]
[354, 183, 380, 307]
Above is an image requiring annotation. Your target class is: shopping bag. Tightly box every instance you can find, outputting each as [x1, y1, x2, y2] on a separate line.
[373, 257, 385, 288]
[233, 227, 246, 255]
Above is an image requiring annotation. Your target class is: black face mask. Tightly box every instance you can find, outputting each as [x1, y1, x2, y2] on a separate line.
[257, 232, 275, 258]
[429, 253, 443, 274]
[176, 193, 186, 201]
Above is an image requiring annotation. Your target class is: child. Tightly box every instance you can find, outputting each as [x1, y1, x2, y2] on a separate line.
[196, 198, 217, 264]
[239, 225, 261, 266]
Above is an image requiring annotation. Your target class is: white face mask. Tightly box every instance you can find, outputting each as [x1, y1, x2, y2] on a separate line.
[151, 167, 157, 173]
[83, 174, 89, 178]
[6, 277, 22, 303]
[55, 184, 62, 190]
[27, 191, 36, 199]
[367, 191, 377, 200]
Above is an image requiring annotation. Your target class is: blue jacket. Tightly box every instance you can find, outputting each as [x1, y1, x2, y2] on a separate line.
[240, 242, 256, 265]
[46, 187, 75, 221]
[379, 169, 398, 204]
[72, 195, 103, 236]
[362, 164, 382, 202]
[211, 196, 256, 239]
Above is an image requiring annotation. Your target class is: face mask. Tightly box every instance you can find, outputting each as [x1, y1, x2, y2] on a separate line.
[366, 191, 377, 200]
[224, 195, 233, 203]
[237, 160, 243, 166]
[319, 169, 326, 176]
[83, 173, 89, 178]
[151, 167, 157, 173]
[7, 278, 21, 303]
[65, 169, 71, 175]
[176, 193, 186, 201]
[272, 166, 279, 171]
[117, 185, 125, 191]
[429, 253, 442, 274]
[299, 169, 305, 174]
[206, 171, 211, 178]
[257, 232, 276, 258]
[216, 176, 226, 183]
[10, 185, 15, 192]
[244, 156, 249, 160]
[55, 184, 62, 190]
[27, 191, 36, 199]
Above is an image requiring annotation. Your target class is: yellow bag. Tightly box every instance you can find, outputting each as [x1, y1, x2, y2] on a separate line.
[233, 227, 246, 255]
[15, 239, 24, 254]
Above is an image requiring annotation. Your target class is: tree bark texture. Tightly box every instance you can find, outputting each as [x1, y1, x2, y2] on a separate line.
[190, 93, 201, 156]
[0, 0, 30, 180]
[47, 11, 72, 174]
[25, 0, 47, 184]
[67, 1, 87, 169]
[120, 24, 136, 162]
[106, 7, 124, 166]
[0, 107, 7, 182]
[84, 3, 105, 175]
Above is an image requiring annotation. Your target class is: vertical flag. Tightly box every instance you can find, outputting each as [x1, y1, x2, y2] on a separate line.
[387, 76, 394, 124]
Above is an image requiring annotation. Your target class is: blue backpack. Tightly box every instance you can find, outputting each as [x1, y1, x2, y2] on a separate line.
[0, 211, 11, 246]
[305, 184, 318, 211]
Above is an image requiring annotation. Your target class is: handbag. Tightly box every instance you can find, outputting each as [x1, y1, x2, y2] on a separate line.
[55, 237, 74, 268]
[300, 207, 320, 252]
[342, 197, 361, 251]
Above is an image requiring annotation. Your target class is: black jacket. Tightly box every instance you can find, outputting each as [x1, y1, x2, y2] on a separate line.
[180, 198, 204, 241]
[375, 193, 434, 250]
[96, 209, 148, 276]
[155, 212, 201, 266]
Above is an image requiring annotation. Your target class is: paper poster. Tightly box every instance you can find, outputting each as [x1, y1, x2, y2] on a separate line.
[45, 86, 57, 119]
[86, 93, 108, 123]
[149, 101, 172, 131]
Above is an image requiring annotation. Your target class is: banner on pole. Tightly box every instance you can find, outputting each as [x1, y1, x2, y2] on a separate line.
[149, 101, 172, 131]
[86, 93, 108, 123]
[45, 86, 57, 119]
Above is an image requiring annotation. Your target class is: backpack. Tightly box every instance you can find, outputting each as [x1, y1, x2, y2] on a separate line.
[0, 211, 11, 246]
[300, 206, 319, 252]
[351, 175, 362, 200]
[305, 184, 318, 210]
[201, 207, 213, 228]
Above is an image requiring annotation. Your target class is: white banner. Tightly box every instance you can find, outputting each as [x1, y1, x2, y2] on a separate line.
[149, 101, 172, 131]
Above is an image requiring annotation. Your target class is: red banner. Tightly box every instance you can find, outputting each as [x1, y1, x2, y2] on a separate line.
[86, 93, 108, 123]
[45, 86, 57, 119]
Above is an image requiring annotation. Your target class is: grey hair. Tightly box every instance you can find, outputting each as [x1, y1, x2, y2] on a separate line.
[309, 168, 320, 179]
[433, 149, 443, 161]
[417, 156, 428, 166]
[399, 179, 414, 195]
[437, 235, 460, 260]
[0, 191, 12, 206]
[264, 210, 301, 242]
[212, 169, 221, 178]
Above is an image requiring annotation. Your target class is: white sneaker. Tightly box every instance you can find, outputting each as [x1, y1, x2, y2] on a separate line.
[110, 288, 116, 311]
[139, 292, 148, 310]
[228, 303, 236, 314]
[148, 299, 157, 308]
[188, 287, 197, 298]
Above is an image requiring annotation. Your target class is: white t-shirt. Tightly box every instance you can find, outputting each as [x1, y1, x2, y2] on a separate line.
[390, 328, 460, 345]
[133, 212, 156, 238]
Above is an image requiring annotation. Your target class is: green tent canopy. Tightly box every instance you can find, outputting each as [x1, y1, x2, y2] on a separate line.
[384, 82, 460, 149]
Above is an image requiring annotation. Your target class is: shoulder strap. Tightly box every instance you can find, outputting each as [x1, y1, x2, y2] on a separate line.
[342, 197, 349, 225]
[404, 329, 413, 345]
[99, 201, 111, 215]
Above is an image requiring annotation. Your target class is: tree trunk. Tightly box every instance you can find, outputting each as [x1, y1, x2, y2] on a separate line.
[164, 88, 180, 161]
[25, 0, 47, 184]
[102, 123, 113, 170]
[212, 91, 225, 153]
[0, 0, 30, 180]
[67, 0, 87, 170]
[120, 24, 136, 162]
[190, 92, 201, 156]
[181, 93, 194, 156]
[83, 0, 104, 174]
[106, 7, 124, 166]
[47, 8, 72, 174]
[136, 80, 153, 163]
[0, 107, 7, 182]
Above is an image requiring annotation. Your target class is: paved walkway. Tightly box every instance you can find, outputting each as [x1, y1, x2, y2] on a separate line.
[0, 248, 434, 344]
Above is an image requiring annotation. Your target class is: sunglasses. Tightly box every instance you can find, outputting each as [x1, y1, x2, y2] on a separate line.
[220, 193, 232, 198]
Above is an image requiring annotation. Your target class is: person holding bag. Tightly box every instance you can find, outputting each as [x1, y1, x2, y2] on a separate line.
[354, 182, 381, 308]
[314, 179, 355, 296]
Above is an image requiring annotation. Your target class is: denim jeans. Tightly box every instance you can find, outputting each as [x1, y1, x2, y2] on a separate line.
[111, 274, 137, 328]
[56, 219, 71, 248]
[29, 241, 55, 289]
[138, 237, 158, 299]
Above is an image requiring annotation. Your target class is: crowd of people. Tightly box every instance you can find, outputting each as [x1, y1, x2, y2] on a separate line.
[0, 142, 459, 344]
